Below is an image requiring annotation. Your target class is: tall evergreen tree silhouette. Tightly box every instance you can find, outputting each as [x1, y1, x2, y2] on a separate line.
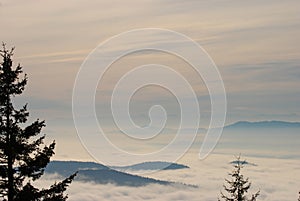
[219, 155, 260, 201]
[0, 44, 76, 201]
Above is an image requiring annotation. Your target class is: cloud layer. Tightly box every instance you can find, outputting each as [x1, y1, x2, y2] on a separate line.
[35, 153, 300, 201]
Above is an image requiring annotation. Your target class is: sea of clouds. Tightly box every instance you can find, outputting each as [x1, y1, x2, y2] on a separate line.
[36, 153, 300, 201]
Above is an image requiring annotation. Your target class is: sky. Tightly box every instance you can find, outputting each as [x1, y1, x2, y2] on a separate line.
[0, 0, 300, 161]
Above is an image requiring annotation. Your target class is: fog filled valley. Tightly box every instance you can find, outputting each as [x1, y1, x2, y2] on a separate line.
[37, 154, 299, 201]
[35, 121, 300, 201]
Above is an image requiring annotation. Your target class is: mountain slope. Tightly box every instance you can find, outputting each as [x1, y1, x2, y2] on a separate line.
[77, 169, 172, 186]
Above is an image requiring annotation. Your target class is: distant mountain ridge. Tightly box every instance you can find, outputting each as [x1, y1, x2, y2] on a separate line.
[45, 161, 109, 176]
[45, 161, 195, 187]
[110, 161, 189, 171]
[225, 120, 300, 129]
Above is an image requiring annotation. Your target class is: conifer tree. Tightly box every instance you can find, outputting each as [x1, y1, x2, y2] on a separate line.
[0, 44, 76, 201]
[218, 155, 260, 201]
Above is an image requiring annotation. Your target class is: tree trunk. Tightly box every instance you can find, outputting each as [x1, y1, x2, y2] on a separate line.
[6, 88, 14, 201]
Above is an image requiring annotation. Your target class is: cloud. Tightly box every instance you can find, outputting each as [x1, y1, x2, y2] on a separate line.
[1, 0, 299, 132]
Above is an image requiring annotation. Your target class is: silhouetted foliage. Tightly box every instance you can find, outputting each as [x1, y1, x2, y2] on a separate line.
[0, 44, 76, 201]
[298, 191, 300, 201]
[218, 155, 260, 201]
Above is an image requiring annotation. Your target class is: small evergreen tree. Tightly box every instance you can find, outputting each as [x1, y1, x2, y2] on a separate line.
[218, 155, 260, 201]
[0, 44, 76, 201]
